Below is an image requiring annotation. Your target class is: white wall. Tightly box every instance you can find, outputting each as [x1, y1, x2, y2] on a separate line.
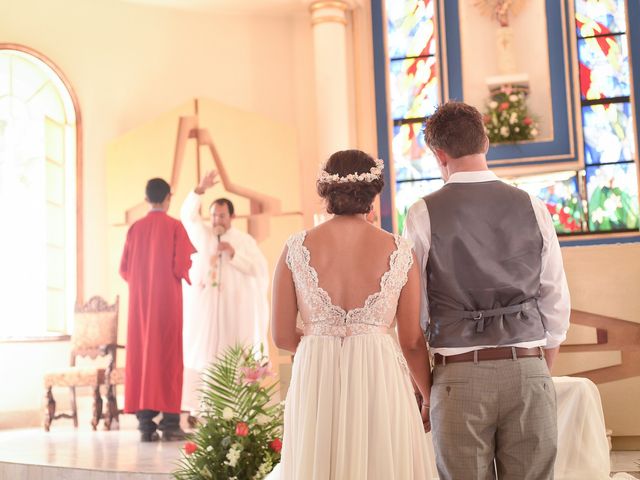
[0, 0, 302, 299]
[457, 0, 554, 140]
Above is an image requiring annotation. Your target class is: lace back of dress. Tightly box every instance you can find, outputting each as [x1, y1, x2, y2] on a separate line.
[286, 231, 414, 328]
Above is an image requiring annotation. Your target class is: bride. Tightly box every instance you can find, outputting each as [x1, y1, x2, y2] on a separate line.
[270, 150, 433, 479]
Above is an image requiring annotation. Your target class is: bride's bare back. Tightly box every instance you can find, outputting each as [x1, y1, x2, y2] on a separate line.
[303, 216, 398, 312]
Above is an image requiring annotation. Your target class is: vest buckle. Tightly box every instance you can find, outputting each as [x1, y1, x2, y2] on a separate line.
[473, 312, 485, 333]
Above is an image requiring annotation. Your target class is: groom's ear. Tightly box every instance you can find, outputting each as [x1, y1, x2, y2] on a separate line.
[433, 148, 448, 166]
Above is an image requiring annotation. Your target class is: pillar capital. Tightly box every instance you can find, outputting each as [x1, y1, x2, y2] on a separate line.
[303, 0, 357, 25]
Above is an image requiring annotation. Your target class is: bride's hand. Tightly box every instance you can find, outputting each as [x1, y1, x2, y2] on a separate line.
[421, 403, 431, 433]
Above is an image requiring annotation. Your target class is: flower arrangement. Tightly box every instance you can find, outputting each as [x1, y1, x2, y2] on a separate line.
[483, 86, 538, 144]
[173, 345, 283, 480]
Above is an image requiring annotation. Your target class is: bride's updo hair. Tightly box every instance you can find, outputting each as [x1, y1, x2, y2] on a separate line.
[317, 149, 384, 215]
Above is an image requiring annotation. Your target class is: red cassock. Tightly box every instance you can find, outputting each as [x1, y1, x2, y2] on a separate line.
[119, 211, 196, 414]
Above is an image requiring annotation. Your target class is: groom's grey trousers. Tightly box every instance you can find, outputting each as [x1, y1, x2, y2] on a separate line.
[430, 356, 557, 480]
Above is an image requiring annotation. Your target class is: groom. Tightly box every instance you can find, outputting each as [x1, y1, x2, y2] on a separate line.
[405, 101, 570, 479]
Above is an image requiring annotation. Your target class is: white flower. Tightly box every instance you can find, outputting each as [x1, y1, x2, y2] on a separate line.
[489, 101, 498, 109]
[604, 194, 621, 215]
[509, 94, 518, 102]
[591, 207, 606, 224]
[224, 443, 243, 468]
[255, 414, 270, 426]
[222, 407, 234, 420]
[252, 458, 274, 480]
[509, 112, 518, 124]
[514, 127, 520, 132]
[500, 126, 510, 137]
[206, 445, 213, 452]
[530, 128, 539, 137]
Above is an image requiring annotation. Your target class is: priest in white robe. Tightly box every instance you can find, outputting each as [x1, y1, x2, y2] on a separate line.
[180, 171, 270, 413]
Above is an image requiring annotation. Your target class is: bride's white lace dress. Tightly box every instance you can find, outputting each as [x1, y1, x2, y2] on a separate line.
[275, 231, 432, 479]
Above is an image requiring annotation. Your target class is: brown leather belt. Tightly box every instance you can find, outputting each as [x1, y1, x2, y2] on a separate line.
[433, 347, 544, 365]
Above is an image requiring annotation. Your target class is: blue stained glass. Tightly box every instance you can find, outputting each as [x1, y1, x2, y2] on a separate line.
[387, 0, 436, 59]
[578, 34, 630, 100]
[390, 57, 438, 120]
[395, 179, 444, 234]
[586, 163, 639, 231]
[582, 103, 635, 165]
[393, 121, 441, 181]
[575, 0, 627, 37]
[512, 173, 586, 234]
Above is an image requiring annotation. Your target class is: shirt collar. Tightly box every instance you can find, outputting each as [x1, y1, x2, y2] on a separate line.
[446, 170, 500, 184]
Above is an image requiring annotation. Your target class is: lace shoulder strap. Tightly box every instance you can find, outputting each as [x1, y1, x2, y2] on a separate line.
[285, 230, 307, 272]
[286, 230, 309, 287]
[382, 235, 414, 297]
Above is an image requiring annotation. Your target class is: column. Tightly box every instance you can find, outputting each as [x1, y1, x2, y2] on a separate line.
[307, 0, 354, 160]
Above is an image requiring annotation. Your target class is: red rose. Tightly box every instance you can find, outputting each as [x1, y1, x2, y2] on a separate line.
[269, 438, 283, 453]
[184, 441, 197, 455]
[523, 117, 533, 126]
[498, 102, 510, 111]
[235, 422, 249, 437]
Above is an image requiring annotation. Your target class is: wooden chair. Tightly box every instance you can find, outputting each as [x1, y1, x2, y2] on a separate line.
[43, 296, 119, 431]
[103, 345, 125, 430]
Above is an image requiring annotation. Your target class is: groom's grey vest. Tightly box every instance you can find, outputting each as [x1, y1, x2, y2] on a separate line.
[424, 180, 546, 348]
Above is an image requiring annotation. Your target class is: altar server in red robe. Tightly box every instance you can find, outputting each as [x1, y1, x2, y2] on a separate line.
[120, 178, 196, 442]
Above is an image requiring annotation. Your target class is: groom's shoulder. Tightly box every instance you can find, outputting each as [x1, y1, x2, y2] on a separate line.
[406, 197, 429, 218]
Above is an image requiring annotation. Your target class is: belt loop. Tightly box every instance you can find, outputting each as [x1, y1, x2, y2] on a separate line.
[443, 355, 446, 366]
[538, 346, 544, 360]
[511, 347, 517, 360]
[473, 350, 478, 364]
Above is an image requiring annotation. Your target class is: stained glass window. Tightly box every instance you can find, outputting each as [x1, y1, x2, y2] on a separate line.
[390, 57, 438, 120]
[395, 179, 444, 234]
[582, 102, 635, 165]
[384, 0, 639, 237]
[392, 121, 441, 181]
[505, 0, 640, 236]
[0, 48, 77, 338]
[511, 172, 586, 234]
[387, 0, 436, 59]
[586, 162, 639, 231]
[575, 0, 626, 36]
[386, 0, 440, 229]
[578, 35, 630, 100]
[574, 0, 639, 234]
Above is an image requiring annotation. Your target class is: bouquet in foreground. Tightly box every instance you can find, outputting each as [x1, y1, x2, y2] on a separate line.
[173, 345, 283, 480]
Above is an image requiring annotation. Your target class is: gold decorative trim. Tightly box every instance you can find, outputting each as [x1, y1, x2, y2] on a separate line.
[309, 1, 349, 13]
[311, 15, 348, 26]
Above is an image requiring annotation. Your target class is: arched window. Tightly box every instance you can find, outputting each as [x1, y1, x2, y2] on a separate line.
[0, 45, 81, 338]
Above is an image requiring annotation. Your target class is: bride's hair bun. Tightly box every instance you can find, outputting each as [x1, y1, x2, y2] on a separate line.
[317, 150, 384, 215]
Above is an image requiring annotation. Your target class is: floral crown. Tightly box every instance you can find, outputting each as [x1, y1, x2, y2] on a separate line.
[317, 158, 385, 184]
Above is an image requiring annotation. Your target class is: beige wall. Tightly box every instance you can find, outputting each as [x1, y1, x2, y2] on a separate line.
[0, 0, 308, 300]
[559, 242, 640, 438]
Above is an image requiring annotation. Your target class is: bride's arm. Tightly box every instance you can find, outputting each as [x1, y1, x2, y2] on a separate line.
[397, 253, 432, 427]
[271, 246, 302, 353]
